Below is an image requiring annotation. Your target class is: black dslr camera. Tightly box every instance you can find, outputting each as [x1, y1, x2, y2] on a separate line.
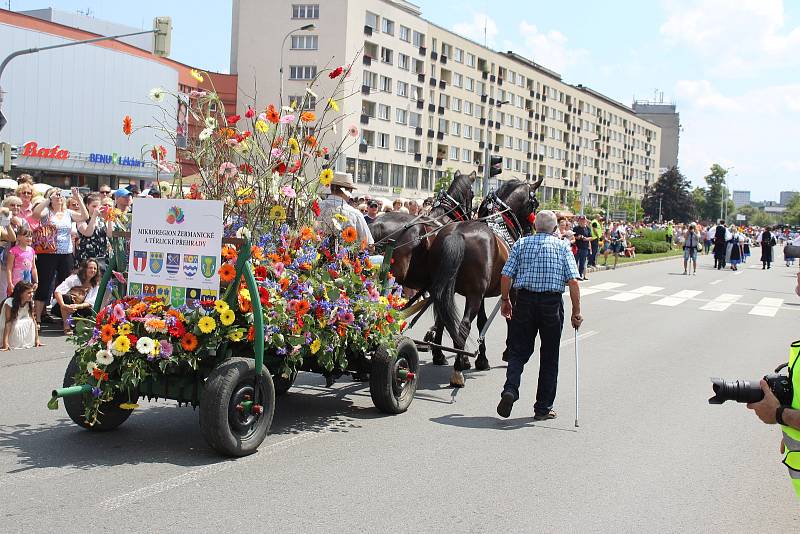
[708, 363, 793, 405]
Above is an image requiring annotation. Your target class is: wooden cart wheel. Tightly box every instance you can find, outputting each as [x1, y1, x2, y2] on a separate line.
[199, 357, 275, 457]
[273, 370, 298, 397]
[369, 336, 419, 414]
[62, 353, 138, 431]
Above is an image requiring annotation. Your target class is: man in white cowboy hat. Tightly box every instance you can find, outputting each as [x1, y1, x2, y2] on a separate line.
[316, 171, 374, 245]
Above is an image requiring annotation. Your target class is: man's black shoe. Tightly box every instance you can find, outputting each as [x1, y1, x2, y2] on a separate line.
[533, 410, 557, 421]
[496, 391, 515, 418]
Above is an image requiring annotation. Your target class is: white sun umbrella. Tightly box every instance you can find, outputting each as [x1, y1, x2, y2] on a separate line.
[0, 178, 18, 190]
[33, 182, 52, 194]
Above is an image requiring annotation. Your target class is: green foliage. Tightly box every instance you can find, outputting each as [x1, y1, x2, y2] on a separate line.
[434, 167, 454, 193]
[639, 229, 667, 241]
[785, 193, 800, 225]
[735, 204, 779, 227]
[697, 163, 731, 221]
[629, 238, 672, 254]
[641, 166, 695, 222]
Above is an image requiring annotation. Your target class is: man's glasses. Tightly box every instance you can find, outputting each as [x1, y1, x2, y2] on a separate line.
[18, 191, 32, 196]
[99, 190, 111, 195]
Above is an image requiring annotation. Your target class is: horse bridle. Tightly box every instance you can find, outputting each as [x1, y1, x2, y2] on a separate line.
[430, 190, 471, 222]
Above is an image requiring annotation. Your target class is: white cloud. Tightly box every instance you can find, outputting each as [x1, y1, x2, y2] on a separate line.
[660, 0, 800, 76]
[452, 13, 498, 48]
[515, 22, 587, 74]
[674, 80, 741, 111]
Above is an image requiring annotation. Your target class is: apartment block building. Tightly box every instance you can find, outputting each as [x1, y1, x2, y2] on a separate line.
[232, 0, 661, 204]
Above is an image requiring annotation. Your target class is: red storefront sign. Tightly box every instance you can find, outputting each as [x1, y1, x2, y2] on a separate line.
[22, 141, 69, 159]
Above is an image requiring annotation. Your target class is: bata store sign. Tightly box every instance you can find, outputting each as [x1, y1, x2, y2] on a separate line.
[21, 141, 70, 159]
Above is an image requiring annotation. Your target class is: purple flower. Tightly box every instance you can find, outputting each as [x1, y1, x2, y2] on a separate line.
[91, 387, 102, 398]
[159, 340, 174, 358]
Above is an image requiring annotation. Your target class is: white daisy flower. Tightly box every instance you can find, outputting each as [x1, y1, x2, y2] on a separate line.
[305, 87, 318, 99]
[236, 226, 252, 240]
[204, 117, 217, 129]
[86, 361, 98, 375]
[149, 87, 166, 102]
[95, 350, 114, 366]
[198, 127, 213, 141]
[136, 336, 155, 355]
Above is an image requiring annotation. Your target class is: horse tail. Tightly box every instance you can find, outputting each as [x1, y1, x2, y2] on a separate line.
[431, 233, 465, 344]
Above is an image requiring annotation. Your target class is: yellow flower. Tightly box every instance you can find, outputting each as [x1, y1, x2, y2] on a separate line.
[310, 338, 321, 354]
[117, 323, 132, 335]
[328, 98, 339, 112]
[237, 187, 253, 197]
[198, 316, 217, 334]
[288, 137, 300, 154]
[190, 69, 204, 82]
[239, 288, 251, 301]
[379, 296, 389, 306]
[119, 403, 140, 410]
[228, 329, 244, 342]
[214, 300, 230, 314]
[289, 100, 297, 110]
[269, 205, 287, 222]
[255, 120, 269, 133]
[334, 213, 348, 223]
[220, 309, 236, 326]
[113, 335, 131, 354]
[319, 168, 333, 186]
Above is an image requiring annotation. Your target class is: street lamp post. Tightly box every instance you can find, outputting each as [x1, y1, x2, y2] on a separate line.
[279, 24, 316, 107]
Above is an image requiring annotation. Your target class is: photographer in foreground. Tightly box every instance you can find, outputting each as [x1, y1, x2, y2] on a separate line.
[746, 339, 800, 498]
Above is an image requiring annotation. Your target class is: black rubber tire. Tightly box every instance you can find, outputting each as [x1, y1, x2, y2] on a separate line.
[62, 353, 138, 431]
[273, 370, 298, 397]
[369, 336, 419, 414]
[199, 357, 275, 457]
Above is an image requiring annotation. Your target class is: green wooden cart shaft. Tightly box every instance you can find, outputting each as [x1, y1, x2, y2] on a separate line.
[51, 384, 92, 398]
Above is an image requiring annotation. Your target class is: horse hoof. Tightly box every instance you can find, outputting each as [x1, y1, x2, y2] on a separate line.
[450, 371, 465, 388]
[432, 353, 447, 366]
[475, 358, 491, 371]
[449, 381, 465, 388]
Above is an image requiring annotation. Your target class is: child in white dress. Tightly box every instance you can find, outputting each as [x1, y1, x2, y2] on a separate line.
[1, 282, 41, 350]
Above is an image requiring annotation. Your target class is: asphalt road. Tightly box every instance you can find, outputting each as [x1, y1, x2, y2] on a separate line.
[1, 252, 799, 532]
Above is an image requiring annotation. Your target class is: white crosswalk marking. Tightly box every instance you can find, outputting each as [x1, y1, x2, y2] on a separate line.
[581, 282, 626, 296]
[653, 290, 703, 307]
[749, 265, 762, 269]
[710, 280, 722, 285]
[605, 285, 664, 302]
[700, 293, 742, 312]
[749, 297, 784, 317]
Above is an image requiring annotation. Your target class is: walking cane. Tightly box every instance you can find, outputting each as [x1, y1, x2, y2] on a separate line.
[574, 328, 580, 428]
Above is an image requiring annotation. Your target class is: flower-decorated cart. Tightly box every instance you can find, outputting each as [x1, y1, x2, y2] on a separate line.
[47, 62, 419, 456]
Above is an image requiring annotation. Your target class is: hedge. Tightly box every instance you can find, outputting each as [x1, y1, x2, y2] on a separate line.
[629, 238, 672, 254]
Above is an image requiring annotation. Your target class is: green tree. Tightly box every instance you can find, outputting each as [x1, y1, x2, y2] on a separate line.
[433, 167, 454, 193]
[700, 163, 729, 221]
[734, 205, 777, 227]
[641, 166, 696, 222]
[785, 193, 800, 225]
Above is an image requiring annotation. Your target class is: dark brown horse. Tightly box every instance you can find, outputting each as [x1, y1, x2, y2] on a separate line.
[427, 178, 542, 387]
[369, 171, 476, 292]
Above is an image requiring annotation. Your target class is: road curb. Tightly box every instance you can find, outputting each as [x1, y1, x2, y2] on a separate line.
[589, 253, 683, 272]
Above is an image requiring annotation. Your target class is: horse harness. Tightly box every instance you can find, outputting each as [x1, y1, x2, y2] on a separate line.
[480, 191, 528, 249]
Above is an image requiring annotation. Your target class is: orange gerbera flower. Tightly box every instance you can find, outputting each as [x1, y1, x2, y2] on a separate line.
[221, 245, 238, 261]
[122, 115, 133, 136]
[295, 299, 311, 316]
[304, 135, 317, 148]
[300, 111, 316, 123]
[238, 293, 253, 313]
[100, 324, 116, 343]
[267, 253, 281, 263]
[279, 277, 290, 292]
[180, 332, 199, 352]
[341, 226, 358, 243]
[265, 104, 280, 124]
[251, 246, 265, 261]
[219, 263, 236, 283]
[299, 226, 314, 241]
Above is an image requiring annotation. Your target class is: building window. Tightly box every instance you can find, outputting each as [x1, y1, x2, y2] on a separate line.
[466, 53, 475, 67]
[290, 35, 318, 50]
[454, 48, 464, 63]
[358, 160, 373, 184]
[464, 101, 473, 116]
[441, 43, 452, 58]
[409, 112, 421, 128]
[377, 104, 390, 121]
[461, 148, 471, 162]
[412, 58, 424, 74]
[398, 53, 410, 70]
[399, 25, 410, 42]
[438, 118, 448, 132]
[397, 81, 408, 97]
[451, 97, 461, 112]
[361, 129, 375, 147]
[391, 164, 404, 187]
[465, 77, 474, 92]
[382, 18, 395, 35]
[377, 132, 390, 149]
[408, 139, 420, 154]
[381, 47, 393, 64]
[379, 75, 392, 93]
[406, 167, 419, 189]
[413, 31, 425, 48]
[453, 73, 462, 87]
[450, 122, 460, 136]
[289, 65, 317, 80]
[463, 125, 472, 139]
[374, 162, 387, 185]
[365, 11, 378, 30]
[396, 108, 407, 125]
[363, 70, 377, 90]
[288, 95, 317, 109]
[292, 4, 319, 19]
[449, 146, 459, 161]
[395, 136, 407, 152]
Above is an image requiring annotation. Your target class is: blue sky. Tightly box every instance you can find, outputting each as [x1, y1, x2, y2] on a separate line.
[9, 0, 800, 201]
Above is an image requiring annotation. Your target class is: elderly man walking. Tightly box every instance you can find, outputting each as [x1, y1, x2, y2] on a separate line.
[316, 171, 374, 246]
[497, 210, 583, 420]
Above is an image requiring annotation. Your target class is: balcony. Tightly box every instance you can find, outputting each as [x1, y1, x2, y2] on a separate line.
[435, 157, 443, 166]
[437, 106, 444, 115]
[489, 97, 495, 105]
[428, 103, 435, 112]
[482, 71, 488, 80]
[362, 55, 372, 66]
[480, 118, 486, 125]
[431, 51, 438, 60]
[490, 74, 496, 82]
[497, 77, 503, 86]
[364, 25, 373, 36]
[360, 114, 370, 125]
[359, 144, 368, 153]
[527, 152, 532, 159]
[439, 80, 446, 90]
[361, 85, 371, 95]
[415, 126, 423, 136]
[416, 100, 424, 110]
[429, 78, 437, 87]
[417, 73, 425, 83]
[440, 55, 447, 64]
[426, 156, 433, 164]
[479, 141, 485, 149]
[527, 131, 533, 138]
[494, 123, 500, 130]
[418, 46, 426, 56]
[414, 153, 422, 162]
[528, 110, 534, 118]
[538, 154, 544, 161]
[427, 129, 434, 138]
[488, 120, 494, 127]
[535, 113, 540, 120]
[436, 131, 444, 140]
[480, 94, 487, 103]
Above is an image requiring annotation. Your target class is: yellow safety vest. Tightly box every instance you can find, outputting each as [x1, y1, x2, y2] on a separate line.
[781, 340, 800, 498]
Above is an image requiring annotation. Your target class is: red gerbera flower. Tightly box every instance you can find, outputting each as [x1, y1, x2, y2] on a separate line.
[329, 66, 344, 79]
[122, 115, 133, 136]
[311, 199, 320, 217]
[227, 114, 241, 125]
[245, 106, 255, 118]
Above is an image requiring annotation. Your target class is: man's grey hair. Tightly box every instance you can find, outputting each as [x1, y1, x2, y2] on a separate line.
[534, 210, 558, 234]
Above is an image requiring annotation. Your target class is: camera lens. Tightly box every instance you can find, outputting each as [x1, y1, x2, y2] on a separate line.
[708, 378, 765, 404]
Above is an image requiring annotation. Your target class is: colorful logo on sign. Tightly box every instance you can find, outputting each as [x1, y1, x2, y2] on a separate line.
[22, 141, 69, 160]
[170, 287, 186, 308]
[149, 252, 164, 274]
[200, 256, 216, 278]
[166, 253, 180, 275]
[133, 251, 147, 272]
[183, 254, 198, 277]
[166, 206, 185, 225]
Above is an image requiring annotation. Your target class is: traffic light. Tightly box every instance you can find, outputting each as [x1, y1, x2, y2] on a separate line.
[1, 142, 18, 173]
[489, 155, 502, 178]
[153, 17, 172, 57]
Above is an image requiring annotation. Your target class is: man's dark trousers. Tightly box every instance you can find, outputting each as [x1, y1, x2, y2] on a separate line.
[576, 247, 589, 277]
[503, 291, 565, 415]
[589, 240, 599, 267]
